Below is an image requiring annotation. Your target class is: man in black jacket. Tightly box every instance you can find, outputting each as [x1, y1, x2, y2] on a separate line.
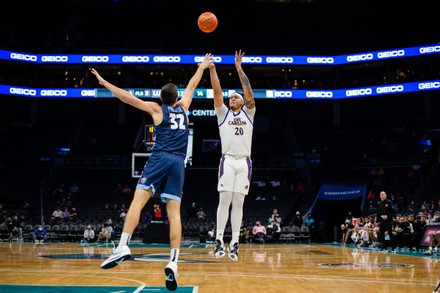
[377, 190, 396, 251]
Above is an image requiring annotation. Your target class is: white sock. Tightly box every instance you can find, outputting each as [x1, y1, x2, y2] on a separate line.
[170, 248, 179, 263]
[216, 230, 224, 244]
[231, 232, 240, 246]
[119, 232, 131, 247]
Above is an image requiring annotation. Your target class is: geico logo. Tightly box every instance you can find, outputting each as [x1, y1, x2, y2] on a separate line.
[153, 56, 180, 62]
[420, 46, 440, 54]
[306, 91, 333, 98]
[376, 85, 404, 93]
[82, 56, 109, 62]
[191, 109, 216, 116]
[10, 53, 37, 62]
[41, 56, 68, 62]
[377, 50, 405, 58]
[274, 91, 293, 98]
[81, 90, 96, 96]
[152, 89, 161, 97]
[242, 56, 262, 63]
[266, 57, 294, 63]
[41, 90, 68, 96]
[306, 57, 334, 64]
[122, 56, 150, 62]
[346, 54, 373, 62]
[194, 56, 222, 62]
[418, 82, 440, 89]
[10, 87, 36, 96]
[346, 88, 372, 96]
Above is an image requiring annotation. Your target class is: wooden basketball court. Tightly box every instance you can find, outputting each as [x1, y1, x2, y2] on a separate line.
[0, 241, 438, 292]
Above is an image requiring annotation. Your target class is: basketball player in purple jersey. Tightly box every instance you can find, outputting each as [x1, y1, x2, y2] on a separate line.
[209, 50, 255, 261]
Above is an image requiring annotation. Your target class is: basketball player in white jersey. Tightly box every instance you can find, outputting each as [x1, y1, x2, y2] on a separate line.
[209, 50, 255, 261]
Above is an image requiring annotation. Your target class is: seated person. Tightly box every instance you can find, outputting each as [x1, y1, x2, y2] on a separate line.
[207, 221, 216, 243]
[6, 216, 23, 241]
[424, 230, 440, 255]
[61, 207, 70, 221]
[349, 226, 362, 246]
[33, 224, 47, 244]
[97, 222, 112, 243]
[341, 219, 355, 245]
[51, 207, 63, 224]
[340, 224, 349, 245]
[268, 209, 281, 225]
[252, 220, 267, 241]
[357, 226, 371, 247]
[267, 220, 281, 242]
[81, 225, 95, 243]
[69, 207, 79, 222]
[240, 221, 250, 243]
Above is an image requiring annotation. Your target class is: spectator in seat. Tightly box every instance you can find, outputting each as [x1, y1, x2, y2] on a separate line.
[81, 225, 95, 243]
[33, 224, 47, 244]
[6, 216, 23, 241]
[196, 207, 206, 223]
[267, 219, 281, 242]
[51, 207, 63, 224]
[69, 207, 79, 222]
[240, 221, 250, 243]
[293, 211, 303, 229]
[304, 213, 316, 241]
[424, 230, 440, 255]
[61, 207, 70, 219]
[252, 220, 267, 242]
[97, 222, 112, 243]
[269, 208, 281, 225]
[207, 221, 216, 243]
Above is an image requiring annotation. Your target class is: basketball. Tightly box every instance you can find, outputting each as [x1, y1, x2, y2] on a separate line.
[198, 12, 218, 33]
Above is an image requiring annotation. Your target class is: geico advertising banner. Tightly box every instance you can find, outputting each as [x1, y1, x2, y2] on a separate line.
[1, 44, 439, 65]
[1, 80, 439, 99]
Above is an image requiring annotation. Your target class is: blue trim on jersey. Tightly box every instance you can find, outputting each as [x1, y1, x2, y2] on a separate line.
[219, 155, 225, 178]
[136, 183, 156, 195]
[246, 156, 253, 182]
[218, 108, 254, 127]
[161, 193, 181, 204]
[218, 110, 230, 128]
[241, 109, 254, 126]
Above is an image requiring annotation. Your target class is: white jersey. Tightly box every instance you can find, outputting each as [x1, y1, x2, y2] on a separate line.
[216, 104, 255, 157]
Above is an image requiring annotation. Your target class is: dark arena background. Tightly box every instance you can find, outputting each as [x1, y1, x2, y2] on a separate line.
[1, 0, 440, 292]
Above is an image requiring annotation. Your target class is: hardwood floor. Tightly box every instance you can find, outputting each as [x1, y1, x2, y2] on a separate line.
[0, 241, 438, 292]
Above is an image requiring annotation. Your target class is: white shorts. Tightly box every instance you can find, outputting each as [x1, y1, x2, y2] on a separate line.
[217, 155, 252, 195]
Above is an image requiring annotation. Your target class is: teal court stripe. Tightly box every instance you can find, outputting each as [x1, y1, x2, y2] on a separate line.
[0, 285, 197, 293]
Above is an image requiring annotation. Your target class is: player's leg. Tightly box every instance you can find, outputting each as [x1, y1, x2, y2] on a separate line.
[215, 156, 234, 257]
[216, 190, 233, 240]
[229, 192, 245, 261]
[101, 188, 151, 269]
[165, 199, 181, 291]
[228, 158, 250, 261]
[161, 154, 185, 291]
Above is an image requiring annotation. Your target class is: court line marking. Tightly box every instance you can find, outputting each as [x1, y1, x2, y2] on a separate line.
[0, 268, 436, 288]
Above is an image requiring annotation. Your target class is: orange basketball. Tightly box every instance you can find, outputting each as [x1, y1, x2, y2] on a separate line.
[198, 12, 218, 33]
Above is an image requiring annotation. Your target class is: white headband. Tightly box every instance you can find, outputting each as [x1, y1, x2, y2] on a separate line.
[230, 92, 244, 101]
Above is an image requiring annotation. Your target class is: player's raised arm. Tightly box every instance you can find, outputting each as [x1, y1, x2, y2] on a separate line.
[235, 50, 255, 109]
[89, 68, 160, 116]
[209, 62, 224, 108]
[178, 53, 213, 112]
